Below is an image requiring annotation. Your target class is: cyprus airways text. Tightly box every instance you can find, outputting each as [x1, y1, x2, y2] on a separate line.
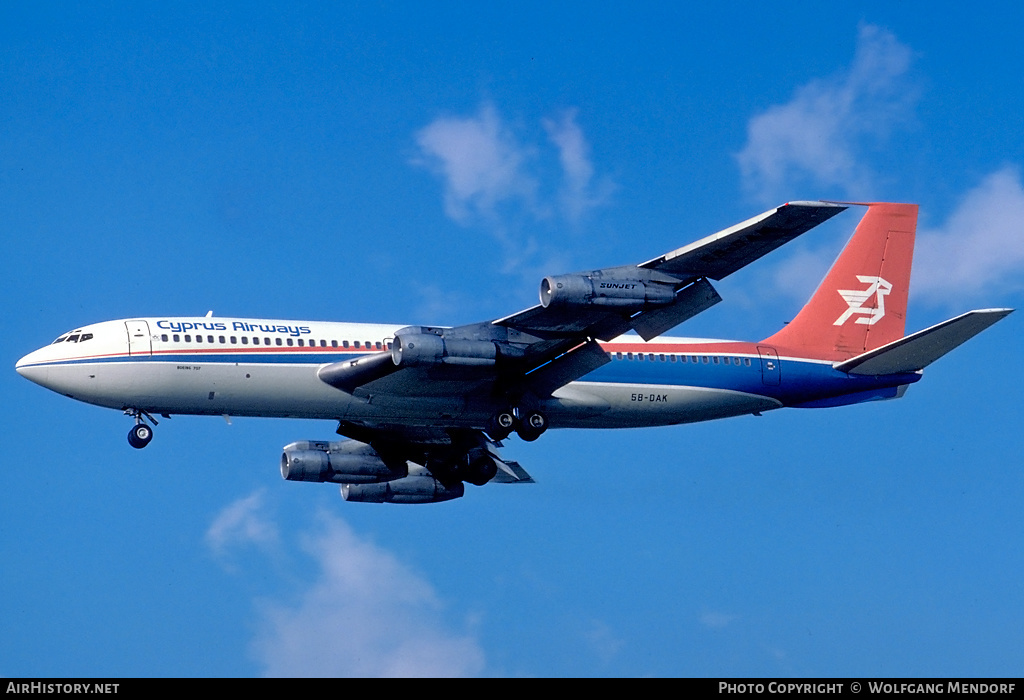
[156, 321, 311, 336]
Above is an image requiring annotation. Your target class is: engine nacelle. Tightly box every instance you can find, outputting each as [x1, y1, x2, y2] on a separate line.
[341, 471, 465, 504]
[281, 440, 408, 485]
[540, 274, 675, 309]
[391, 328, 497, 367]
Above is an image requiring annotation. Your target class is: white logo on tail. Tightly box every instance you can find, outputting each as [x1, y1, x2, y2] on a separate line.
[834, 276, 892, 326]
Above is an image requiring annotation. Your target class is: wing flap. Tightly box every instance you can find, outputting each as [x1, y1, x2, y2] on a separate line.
[491, 459, 535, 484]
[523, 338, 612, 397]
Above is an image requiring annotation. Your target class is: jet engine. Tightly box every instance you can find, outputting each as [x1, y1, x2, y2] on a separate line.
[280, 440, 408, 484]
[391, 327, 498, 367]
[540, 273, 675, 309]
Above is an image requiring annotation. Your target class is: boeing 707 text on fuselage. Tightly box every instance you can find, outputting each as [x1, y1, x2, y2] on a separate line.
[16, 202, 1011, 503]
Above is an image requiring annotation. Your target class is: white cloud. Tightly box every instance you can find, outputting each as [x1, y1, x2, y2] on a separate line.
[206, 490, 280, 565]
[411, 103, 611, 292]
[414, 103, 538, 224]
[414, 102, 610, 227]
[913, 166, 1024, 302]
[736, 24, 916, 203]
[248, 510, 485, 678]
[543, 109, 614, 223]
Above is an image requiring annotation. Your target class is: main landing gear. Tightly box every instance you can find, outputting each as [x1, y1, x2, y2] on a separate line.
[125, 409, 157, 449]
[487, 408, 548, 443]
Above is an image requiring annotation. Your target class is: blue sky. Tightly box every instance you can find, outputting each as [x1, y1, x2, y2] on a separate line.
[3, 3, 1023, 677]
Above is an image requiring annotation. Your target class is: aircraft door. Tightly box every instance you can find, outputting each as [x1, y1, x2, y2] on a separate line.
[126, 320, 152, 356]
[756, 346, 780, 386]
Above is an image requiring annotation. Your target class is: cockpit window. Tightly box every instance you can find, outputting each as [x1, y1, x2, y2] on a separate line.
[50, 331, 93, 344]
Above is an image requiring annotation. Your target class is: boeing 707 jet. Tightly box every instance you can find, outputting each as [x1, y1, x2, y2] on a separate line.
[16, 202, 1012, 503]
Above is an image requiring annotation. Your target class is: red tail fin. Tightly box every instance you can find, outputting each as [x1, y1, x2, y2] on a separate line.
[763, 203, 918, 360]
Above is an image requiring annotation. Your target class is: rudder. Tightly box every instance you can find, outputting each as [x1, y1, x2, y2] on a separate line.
[763, 202, 918, 361]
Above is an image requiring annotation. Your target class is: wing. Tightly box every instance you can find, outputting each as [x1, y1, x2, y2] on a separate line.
[319, 201, 847, 398]
[497, 200, 846, 342]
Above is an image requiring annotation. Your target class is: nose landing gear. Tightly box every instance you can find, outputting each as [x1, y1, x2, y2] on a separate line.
[125, 409, 158, 449]
[128, 423, 153, 449]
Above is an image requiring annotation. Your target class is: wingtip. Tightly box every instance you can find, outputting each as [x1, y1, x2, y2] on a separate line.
[783, 200, 848, 208]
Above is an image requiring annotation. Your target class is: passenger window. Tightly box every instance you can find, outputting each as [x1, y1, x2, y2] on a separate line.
[241, 337, 248, 345]
[343, 340, 349, 348]
[219, 336, 225, 344]
[354, 341, 361, 348]
[331, 340, 338, 348]
[713, 356, 719, 364]
[230, 336, 237, 344]
[196, 335, 203, 343]
[276, 338, 283, 346]
[375, 342, 382, 349]
[184, 335, 191, 342]
[298, 339, 304, 347]
[173, 334, 179, 342]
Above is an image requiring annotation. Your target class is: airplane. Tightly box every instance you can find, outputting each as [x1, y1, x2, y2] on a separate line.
[15, 201, 1012, 504]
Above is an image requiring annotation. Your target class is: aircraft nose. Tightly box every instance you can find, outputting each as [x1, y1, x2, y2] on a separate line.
[15, 349, 48, 385]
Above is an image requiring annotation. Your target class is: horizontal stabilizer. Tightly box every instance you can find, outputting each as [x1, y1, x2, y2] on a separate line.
[834, 308, 1013, 375]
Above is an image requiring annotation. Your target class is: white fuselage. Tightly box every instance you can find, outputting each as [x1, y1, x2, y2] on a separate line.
[16, 317, 785, 431]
